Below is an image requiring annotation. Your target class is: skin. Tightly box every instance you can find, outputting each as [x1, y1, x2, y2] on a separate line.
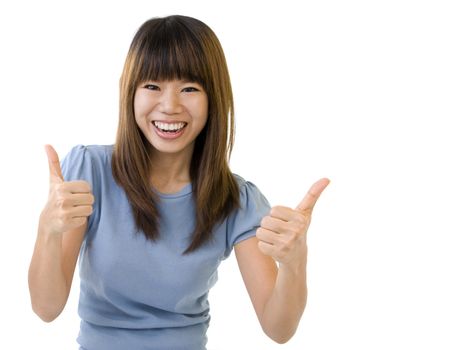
[235, 178, 329, 343]
[28, 145, 92, 321]
[28, 79, 330, 344]
[134, 79, 208, 193]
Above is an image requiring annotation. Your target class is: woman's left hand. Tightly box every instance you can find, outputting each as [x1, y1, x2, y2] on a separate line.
[256, 178, 330, 269]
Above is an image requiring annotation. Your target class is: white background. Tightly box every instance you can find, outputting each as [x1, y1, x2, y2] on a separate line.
[1, 0, 453, 349]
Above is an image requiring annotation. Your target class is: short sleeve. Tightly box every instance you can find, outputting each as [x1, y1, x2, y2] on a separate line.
[60, 145, 101, 234]
[225, 177, 271, 257]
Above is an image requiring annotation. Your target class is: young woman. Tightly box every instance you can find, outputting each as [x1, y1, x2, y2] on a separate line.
[28, 15, 329, 350]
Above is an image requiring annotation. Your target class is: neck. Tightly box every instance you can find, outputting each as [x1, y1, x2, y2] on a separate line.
[149, 147, 193, 194]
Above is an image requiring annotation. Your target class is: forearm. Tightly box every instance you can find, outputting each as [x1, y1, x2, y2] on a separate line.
[261, 255, 308, 343]
[28, 219, 68, 322]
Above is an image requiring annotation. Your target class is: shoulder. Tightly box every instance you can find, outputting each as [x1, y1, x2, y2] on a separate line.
[232, 173, 247, 187]
[62, 144, 113, 168]
[232, 174, 267, 202]
[232, 173, 255, 194]
[223, 174, 271, 254]
[66, 144, 113, 161]
[61, 144, 113, 183]
[230, 173, 270, 213]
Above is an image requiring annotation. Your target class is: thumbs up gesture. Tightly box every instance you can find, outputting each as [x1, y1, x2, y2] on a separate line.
[41, 145, 94, 235]
[256, 178, 330, 268]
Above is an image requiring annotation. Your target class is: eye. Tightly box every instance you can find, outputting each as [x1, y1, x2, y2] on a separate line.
[144, 84, 160, 91]
[181, 86, 200, 93]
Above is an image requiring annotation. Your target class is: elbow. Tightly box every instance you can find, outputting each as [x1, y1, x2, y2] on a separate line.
[30, 300, 64, 323]
[259, 310, 301, 344]
[269, 333, 294, 345]
[28, 278, 67, 322]
[38, 313, 59, 323]
[32, 305, 61, 323]
[262, 325, 297, 344]
[274, 337, 291, 345]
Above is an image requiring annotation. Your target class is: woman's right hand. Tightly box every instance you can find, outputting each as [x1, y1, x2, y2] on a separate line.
[41, 145, 94, 235]
[29, 145, 92, 321]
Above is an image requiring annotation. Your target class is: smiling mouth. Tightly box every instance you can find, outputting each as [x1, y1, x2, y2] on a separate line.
[152, 121, 187, 133]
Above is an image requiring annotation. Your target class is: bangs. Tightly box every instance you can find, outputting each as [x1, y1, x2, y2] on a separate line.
[132, 18, 208, 87]
[116, 15, 237, 253]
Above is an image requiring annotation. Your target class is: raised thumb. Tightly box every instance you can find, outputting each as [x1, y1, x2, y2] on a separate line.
[45, 144, 64, 182]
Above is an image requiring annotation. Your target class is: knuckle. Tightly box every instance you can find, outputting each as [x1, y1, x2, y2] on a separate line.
[54, 182, 64, 192]
[293, 216, 308, 231]
[294, 213, 306, 225]
[82, 181, 92, 192]
[295, 223, 305, 234]
[52, 186, 63, 200]
[286, 233, 297, 245]
[260, 216, 270, 227]
[289, 226, 300, 238]
[270, 206, 280, 217]
[55, 196, 67, 209]
[58, 182, 72, 194]
[270, 205, 288, 217]
[259, 217, 265, 227]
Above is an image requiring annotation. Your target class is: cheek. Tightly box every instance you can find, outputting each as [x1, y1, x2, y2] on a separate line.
[133, 90, 152, 118]
[195, 96, 209, 124]
[133, 94, 143, 115]
[133, 93, 141, 121]
[133, 96, 148, 130]
[196, 109, 208, 131]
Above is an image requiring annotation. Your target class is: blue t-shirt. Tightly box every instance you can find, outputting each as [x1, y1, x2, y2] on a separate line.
[60, 145, 271, 350]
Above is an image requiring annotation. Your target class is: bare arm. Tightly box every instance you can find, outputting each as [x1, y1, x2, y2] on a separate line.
[235, 178, 329, 343]
[28, 221, 86, 322]
[235, 237, 306, 343]
[28, 145, 94, 322]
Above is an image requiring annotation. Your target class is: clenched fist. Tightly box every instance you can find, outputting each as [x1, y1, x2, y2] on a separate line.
[40, 145, 94, 235]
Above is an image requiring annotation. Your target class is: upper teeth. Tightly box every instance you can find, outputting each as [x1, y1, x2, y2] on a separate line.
[153, 121, 186, 131]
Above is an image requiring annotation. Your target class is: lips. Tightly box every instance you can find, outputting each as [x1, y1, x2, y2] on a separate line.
[151, 120, 187, 139]
[152, 121, 187, 133]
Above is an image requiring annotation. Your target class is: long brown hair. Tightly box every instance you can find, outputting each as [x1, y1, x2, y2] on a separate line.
[111, 15, 239, 253]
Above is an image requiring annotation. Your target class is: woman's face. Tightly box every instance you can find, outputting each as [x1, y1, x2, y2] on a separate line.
[134, 79, 208, 159]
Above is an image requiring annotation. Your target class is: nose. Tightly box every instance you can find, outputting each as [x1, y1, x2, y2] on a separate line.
[158, 90, 184, 115]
